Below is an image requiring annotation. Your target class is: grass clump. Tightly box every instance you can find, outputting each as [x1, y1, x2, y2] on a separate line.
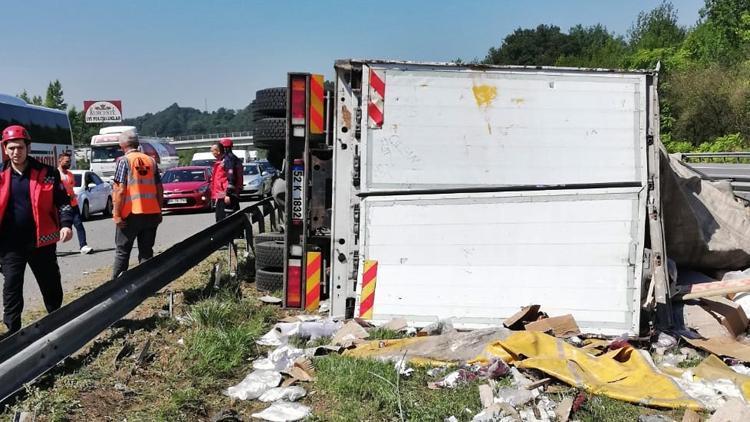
[184, 295, 277, 377]
[312, 355, 481, 421]
[368, 327, 408, 340]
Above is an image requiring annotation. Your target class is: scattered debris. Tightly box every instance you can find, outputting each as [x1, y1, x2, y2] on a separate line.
[707, 397, 750, 421]
[331, 320, 369, 347]
[681, 409, 701, 422]
[114, 382, 135, 396]
[253, 345, 305, 372]
[382, 318, 409, 332]
[478, 384, 494, 408]
[554, 397, 573, 422]
[259, 295, 283, 305]
[258, 386, 307, 403]
[420, 319, 456, 336]
[346, 327, 510, 364]
[394, 357, 414, 377]
[224, 370, 282, 401]
[251, 401, 311, 421]
[503, 305, 542, 330]
[524, 314, 581, 338]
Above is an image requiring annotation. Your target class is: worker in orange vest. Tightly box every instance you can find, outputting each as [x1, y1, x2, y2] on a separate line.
[0, 125, 73, 336]
[58, 152, 93, 254]
[111, 130, 163, 279]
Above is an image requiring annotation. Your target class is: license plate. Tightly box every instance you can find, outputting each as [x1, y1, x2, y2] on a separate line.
[168, 198, 187, 204]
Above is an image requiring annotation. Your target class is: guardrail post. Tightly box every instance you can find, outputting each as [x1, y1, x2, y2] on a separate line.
[252, 207, 266, 234]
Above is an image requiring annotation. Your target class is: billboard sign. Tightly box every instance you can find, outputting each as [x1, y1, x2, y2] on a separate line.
[84, 100, 122, 123]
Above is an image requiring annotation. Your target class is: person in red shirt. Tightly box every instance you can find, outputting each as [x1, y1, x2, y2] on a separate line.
[210, 142, 234, 222]
[58, 152, 92, 254]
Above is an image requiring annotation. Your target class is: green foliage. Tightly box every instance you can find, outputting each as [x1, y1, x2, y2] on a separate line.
[184, 295, 277, 377]
[697, 133, 748, 151]
[44, 80, 66, 110]
[312, 355, 482, 421]
[178, 148, 197, 166]
[368, 327, 408, 340]
[485, 24, 570, 65]
[627, 1, 687, 50]
[124, 103, 255, 137]
[17, 90, 31, 103]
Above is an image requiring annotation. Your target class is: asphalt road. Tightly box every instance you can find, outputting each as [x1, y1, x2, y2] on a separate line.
[0, 198, 258, 323]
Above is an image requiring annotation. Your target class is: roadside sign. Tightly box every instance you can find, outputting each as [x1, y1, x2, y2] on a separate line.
[84, 100, 123, 123]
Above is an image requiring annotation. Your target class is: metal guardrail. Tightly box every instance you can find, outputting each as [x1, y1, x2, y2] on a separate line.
[171, 131, 253, 142]
[0, 199, 281, 403]
[678, 152, 750, 163]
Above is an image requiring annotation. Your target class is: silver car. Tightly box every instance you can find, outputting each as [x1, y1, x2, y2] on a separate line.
[242, 163, 272, 199]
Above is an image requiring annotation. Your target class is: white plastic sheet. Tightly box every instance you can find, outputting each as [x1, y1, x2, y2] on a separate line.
[253, 346, 305, 372]
[224, 370, 281, 401]
[258, 386, 307, 403]
[251, 401, 311, 421]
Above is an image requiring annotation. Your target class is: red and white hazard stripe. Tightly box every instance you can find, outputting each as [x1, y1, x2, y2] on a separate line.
[368, 68, 385, 128]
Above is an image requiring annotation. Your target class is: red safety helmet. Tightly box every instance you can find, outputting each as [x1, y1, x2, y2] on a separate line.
[220, 138, 233, 148]
[2, 125, 31, 143]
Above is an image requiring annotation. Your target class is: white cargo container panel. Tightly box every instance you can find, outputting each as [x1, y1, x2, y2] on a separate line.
[362, 66, 647, 191]
[355, 187, 646, 335]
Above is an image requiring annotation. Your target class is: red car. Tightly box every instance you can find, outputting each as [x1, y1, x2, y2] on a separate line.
[161, 166, 212, 212]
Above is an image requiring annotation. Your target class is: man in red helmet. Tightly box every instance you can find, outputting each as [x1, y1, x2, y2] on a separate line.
[219, 138, 242, 213]
[0, 125, 73, 336]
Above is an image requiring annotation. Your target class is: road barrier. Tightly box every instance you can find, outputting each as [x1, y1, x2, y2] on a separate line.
[0, 198, 281, 403]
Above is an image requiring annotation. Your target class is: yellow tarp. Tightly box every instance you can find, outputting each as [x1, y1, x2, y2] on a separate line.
[492, 331, 704, 410]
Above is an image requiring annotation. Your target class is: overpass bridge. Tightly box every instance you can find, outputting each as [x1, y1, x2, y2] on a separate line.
[168, 131, 254, 151]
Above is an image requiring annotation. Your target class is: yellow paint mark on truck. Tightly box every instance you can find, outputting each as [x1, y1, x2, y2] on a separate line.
[472, 85, 497, 108]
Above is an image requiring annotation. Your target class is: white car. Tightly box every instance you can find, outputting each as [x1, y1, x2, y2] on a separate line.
[70, 170, 113, 220]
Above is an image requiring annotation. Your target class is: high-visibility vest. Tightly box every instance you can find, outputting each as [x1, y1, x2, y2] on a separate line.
[60, 170, 78, 207]
[0, 159, 62, 247]
[121, 151, 161, 218]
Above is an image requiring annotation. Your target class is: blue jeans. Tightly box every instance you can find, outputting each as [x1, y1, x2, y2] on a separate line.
[71, 206, 87, 249]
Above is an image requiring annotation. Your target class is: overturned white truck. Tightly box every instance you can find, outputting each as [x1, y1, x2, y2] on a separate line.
[264, 60, 674, 336]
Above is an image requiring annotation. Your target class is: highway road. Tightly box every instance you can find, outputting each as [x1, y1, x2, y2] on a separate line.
[0, 199, 259, 325]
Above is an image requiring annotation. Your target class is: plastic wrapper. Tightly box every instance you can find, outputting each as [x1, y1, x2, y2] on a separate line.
[258, 386, 307, 403]
[251, 401, 311, 421]
[224, 370, 281, 401]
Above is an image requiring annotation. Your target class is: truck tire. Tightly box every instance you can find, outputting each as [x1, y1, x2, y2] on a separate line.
[254, 87, 287, 117]
[256, 268, 283, 292]
[255, 241, 284, 269]
[255, 231, 285, 244]
[265, 147, 284, 171]
[254, 118, 286, 149]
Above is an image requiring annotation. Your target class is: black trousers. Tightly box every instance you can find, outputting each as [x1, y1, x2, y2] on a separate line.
[113, 214, 160, 279]
[214, 196, 239, 223]
[1, 244, 62, 333]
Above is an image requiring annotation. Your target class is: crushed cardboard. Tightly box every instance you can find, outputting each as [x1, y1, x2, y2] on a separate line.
[700, 296, 749, 337]
[684, 336, 750, 363]
[524, 314, 581, 338]
[331, 320, 370, 347]
[504, 305, 541, 330]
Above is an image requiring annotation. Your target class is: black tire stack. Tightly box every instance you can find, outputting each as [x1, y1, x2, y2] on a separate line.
[253, 87, 286, 170]
[254, 232, 285, 291]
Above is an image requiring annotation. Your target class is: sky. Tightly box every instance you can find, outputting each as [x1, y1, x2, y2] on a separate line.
[1, 0, 705, 118]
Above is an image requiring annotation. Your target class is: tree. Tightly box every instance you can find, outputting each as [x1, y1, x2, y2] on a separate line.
[17, 90, 31, 103]
[31, 95, 43, 106]
[628, 1, 687, 50]
[700, 0, 750, 63]
[484, 24, 570, 65]
[44, 80, 66, 110]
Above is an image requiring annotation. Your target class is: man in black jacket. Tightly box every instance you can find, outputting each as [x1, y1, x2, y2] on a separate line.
[0, 125, 73, 336]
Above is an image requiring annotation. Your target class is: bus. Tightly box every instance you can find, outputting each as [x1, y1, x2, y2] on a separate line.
[90, 126, 179, 178]
[0, 94, 74, 166]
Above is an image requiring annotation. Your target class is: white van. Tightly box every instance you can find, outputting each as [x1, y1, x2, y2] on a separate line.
[190, 152, 215, 167]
